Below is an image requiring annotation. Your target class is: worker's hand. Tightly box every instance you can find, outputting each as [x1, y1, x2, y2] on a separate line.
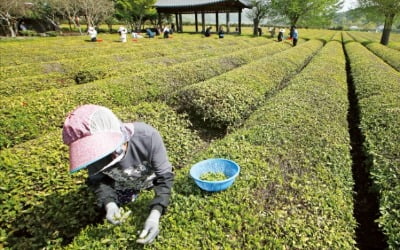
[105, 202, 121, 224]
[105, 202, 131, 225]
[136, 209, 161, 244]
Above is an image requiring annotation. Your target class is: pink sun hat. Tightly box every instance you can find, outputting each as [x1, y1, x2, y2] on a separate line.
[62, 104, 126, 173]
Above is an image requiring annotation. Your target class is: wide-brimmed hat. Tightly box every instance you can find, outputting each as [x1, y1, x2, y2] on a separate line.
[62, 104, 125, 173]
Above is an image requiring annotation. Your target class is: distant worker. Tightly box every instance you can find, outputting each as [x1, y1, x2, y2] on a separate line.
[269, 27, 275, 38]
[146, 29, 155, 38]
[205, 26, 212, 37]
[289, 26, 295, 39]
[292, 26, 298, 46]
[132, 32, 143, 39]
[257, 26, 262, 36]
[277, 28, 284, 42]
[118, 26, 128, 43]
[218, 26, 225, 38]
[88, 26, 97, 42]
[163, 25, 170, 39]
[19, 21, 27, 31]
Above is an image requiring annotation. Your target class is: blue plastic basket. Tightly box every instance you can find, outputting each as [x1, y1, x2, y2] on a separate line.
[190, 158, 240, 192]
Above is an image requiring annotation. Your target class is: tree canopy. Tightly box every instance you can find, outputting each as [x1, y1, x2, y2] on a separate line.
[358, 0, 400, 44]
[246, 0, 272, 35]
[271, 0, 342, 26]
[114, 0, 156, 31]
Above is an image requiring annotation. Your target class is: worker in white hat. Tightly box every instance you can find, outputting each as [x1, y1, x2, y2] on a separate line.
[62, 104, 174, 244]
[118, 26, 128, 42]
[88, 26, 97, 42]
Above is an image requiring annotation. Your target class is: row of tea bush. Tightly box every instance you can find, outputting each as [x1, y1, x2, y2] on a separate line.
[1, 37, 269, 97]
[0, 40, 294, 149]
[345, 41, 400, 249]
[171, 40, 323, 129]
[0, 102, 206, 248]
[67, 40, 357, 249]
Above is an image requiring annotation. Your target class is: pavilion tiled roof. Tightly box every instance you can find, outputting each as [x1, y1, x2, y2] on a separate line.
[155, 0, 251, 8]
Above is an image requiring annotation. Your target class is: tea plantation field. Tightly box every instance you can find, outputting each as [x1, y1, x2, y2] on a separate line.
[0, 30, 399, 249]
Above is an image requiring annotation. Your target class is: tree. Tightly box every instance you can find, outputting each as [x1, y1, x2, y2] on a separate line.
[358, 0, 400, 45]
[47, 0, 83, 34]
[33, 0, 63, 32]
[114, 0, 156, 31]
[246, 0, 272, 36]
[271, 0, 342, 26]
[0, 0, 29, 37]
[297, 2, 339, 28]
[79, 0, 114, 28]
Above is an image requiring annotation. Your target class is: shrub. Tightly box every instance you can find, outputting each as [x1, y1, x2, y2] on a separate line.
[0, 102, 204, 249]
[1, 40, 263, 97]
[45, 31, 59, 37]
[19, 30, 37, 36]
[173, 40, 323, 129]
[0, 41, 291, 149]
[74, 69, 106, 84]
[67, 40, 356, 250]
[345, 41, 400, 249]
[365, 42, 400, 71]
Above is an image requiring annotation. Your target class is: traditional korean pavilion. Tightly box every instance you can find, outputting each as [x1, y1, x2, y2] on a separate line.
[154, 0, 251, 34]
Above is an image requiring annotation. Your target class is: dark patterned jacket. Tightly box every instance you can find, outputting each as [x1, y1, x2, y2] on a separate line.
[86, 122, 174, 214]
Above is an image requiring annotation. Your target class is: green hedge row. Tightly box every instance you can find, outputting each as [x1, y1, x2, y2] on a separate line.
[365, 42, 400, 71]
[1, 40, 267, 97]
[2, 35, 266, 79]
[66, 41, 356, 249]
[0, 41, 292, 149]
[295, 29, 337, 42]
[346, 31, 369, 43]
[345, 42, 400, 249]
[331, 31, 343, 42]
[1, 34, 261, 67]
[389, 42, 400, 51]
[342, 32, 354, 43]
[0, 102, 204, 249]
[172, 40, 323, 129]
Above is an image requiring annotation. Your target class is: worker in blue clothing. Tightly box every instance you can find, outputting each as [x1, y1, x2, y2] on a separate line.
[291, 26, 298, 46]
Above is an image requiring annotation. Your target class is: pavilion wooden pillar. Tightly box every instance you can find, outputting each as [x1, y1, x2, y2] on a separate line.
[175, 14, 179, 32]
[226, 12, 230, 33]
[156, 1, 250, 35]
[216, 11, 219, 31]
[195, 12, 198, 32]
[179, 14, 183, 32]
[201, 12, 205, 32]
[238, 10, 242, 34]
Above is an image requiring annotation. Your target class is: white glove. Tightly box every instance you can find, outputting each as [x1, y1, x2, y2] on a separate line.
[136, 209, 161, 244]
[105, 202, 131, 225]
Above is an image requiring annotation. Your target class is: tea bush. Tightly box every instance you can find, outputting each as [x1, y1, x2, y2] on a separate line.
[296, 29, 337, 42]
[0, 41, 292, 149]
[173, 40, 323, 129]
[64, 40, 356, 249]
[365, 42, 400, 71]
[389, 42, 400, 51]
[1, 31, 398, 249]
[1, 34, 265, 73]
[1, 36, 268, 96]
[331, 31, 343, 42]
[342, 32, 355, 44]
[345, 42, 400, 249]
[0, 102, 204, 249]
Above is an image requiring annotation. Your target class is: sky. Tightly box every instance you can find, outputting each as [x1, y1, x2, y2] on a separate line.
[340, 0, 359, 12]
